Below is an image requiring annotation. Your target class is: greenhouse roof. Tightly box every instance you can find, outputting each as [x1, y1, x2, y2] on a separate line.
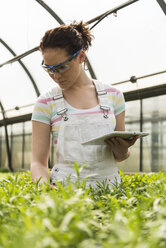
[0, 0, 166, 119]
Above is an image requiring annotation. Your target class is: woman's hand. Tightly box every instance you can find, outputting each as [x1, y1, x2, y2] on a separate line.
[104, 135, 139, 162]
[50, 184, 58, 190]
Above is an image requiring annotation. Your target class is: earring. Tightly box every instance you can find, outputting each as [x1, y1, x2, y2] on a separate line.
[83, 61, 89, 71]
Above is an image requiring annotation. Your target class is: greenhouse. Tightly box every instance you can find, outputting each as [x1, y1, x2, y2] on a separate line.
[0, 0, 166, 174]
[0, 0, 166, 247]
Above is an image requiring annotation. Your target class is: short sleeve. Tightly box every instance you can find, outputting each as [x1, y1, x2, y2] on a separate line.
[114, 91, 125, 116]
[31, 95, 51, 125]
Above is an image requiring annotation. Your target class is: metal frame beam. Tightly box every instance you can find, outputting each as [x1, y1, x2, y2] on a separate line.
[0, 39, 40, 97]
[0, 39, 40, 171]
[34, 0, 96, 79]
[1, 82, 165, 127]
[0, 113, 32, 127]
[124, 83, 166, 101]
[0, 0, 140, 77]
[35, 0, 64, 24]
[156, 0, 166, 15]
[0, 0, 97, 79]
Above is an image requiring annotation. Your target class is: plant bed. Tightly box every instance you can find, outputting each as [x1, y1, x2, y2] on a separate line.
[0, 169, 166, 248]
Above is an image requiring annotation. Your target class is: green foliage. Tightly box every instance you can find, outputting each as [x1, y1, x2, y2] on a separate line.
[0, 167, 10, 173]
[0, 169, 166, 248]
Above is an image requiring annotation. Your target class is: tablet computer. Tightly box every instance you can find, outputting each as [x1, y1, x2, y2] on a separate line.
[82, 131, 149, 145]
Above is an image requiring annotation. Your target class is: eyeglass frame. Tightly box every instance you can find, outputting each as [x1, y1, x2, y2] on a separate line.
[41, 49, 81, 74]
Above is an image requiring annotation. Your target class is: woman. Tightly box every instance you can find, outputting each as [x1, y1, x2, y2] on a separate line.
[31, 21, 138, 189]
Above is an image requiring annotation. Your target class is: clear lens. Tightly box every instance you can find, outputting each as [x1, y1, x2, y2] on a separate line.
[43, 67, 54, 74]
[42, 58, 71, 74]
[48, 64, 70, 74]
[57, 64, 70, 73]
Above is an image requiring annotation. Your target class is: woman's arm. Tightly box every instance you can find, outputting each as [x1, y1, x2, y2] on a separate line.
[31, 121, 51, 185]
[105, 111, 138, 162]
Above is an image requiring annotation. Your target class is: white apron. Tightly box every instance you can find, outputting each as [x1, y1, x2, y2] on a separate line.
[50, 80, 121, 188]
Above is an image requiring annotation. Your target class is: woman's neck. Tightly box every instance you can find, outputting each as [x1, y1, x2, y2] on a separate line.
[64, 70, 93, 93]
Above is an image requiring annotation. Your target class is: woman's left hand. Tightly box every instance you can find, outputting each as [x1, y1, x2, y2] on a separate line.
[104, 135, 139, 162]
[50, 184, 58, 190]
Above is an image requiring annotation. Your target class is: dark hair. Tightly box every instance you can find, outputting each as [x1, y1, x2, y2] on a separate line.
[39, 21, 93, 55]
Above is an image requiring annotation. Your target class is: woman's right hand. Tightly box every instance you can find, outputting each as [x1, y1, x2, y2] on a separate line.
[50, 184, 58, 190]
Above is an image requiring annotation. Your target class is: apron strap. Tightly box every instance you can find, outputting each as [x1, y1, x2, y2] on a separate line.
[52, 87, 68, 121]
[93, 80, 110, 118]
[52, 80, 111, 120]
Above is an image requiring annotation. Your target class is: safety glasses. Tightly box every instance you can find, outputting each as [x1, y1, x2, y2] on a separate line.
[41, 49, 81, 74]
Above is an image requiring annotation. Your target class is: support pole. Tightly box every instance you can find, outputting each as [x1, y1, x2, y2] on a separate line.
[156, 0, 166, 15]
[0, 101, 13, 172]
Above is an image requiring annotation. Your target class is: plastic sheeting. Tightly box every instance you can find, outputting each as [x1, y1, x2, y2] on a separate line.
[0, 0, 166, 118]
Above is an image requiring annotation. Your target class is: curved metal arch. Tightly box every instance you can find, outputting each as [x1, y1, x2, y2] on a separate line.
[0, 0, 140, 70]
[35, 0, 64, 24]
[35, 0, 97, 79]
[0, 39, 40, 97]
[0, 38, 40, 172]
[156, 0, 166, 15]
[0, 101, 13, 172]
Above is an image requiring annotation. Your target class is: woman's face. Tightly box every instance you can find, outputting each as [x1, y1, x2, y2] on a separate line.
[42, 48, 85, 90]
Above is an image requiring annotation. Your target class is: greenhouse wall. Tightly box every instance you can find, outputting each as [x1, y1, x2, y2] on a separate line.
[0, 0, 165, 173]
[119, 94, 166, 173]
[0, 94, 165, 173]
